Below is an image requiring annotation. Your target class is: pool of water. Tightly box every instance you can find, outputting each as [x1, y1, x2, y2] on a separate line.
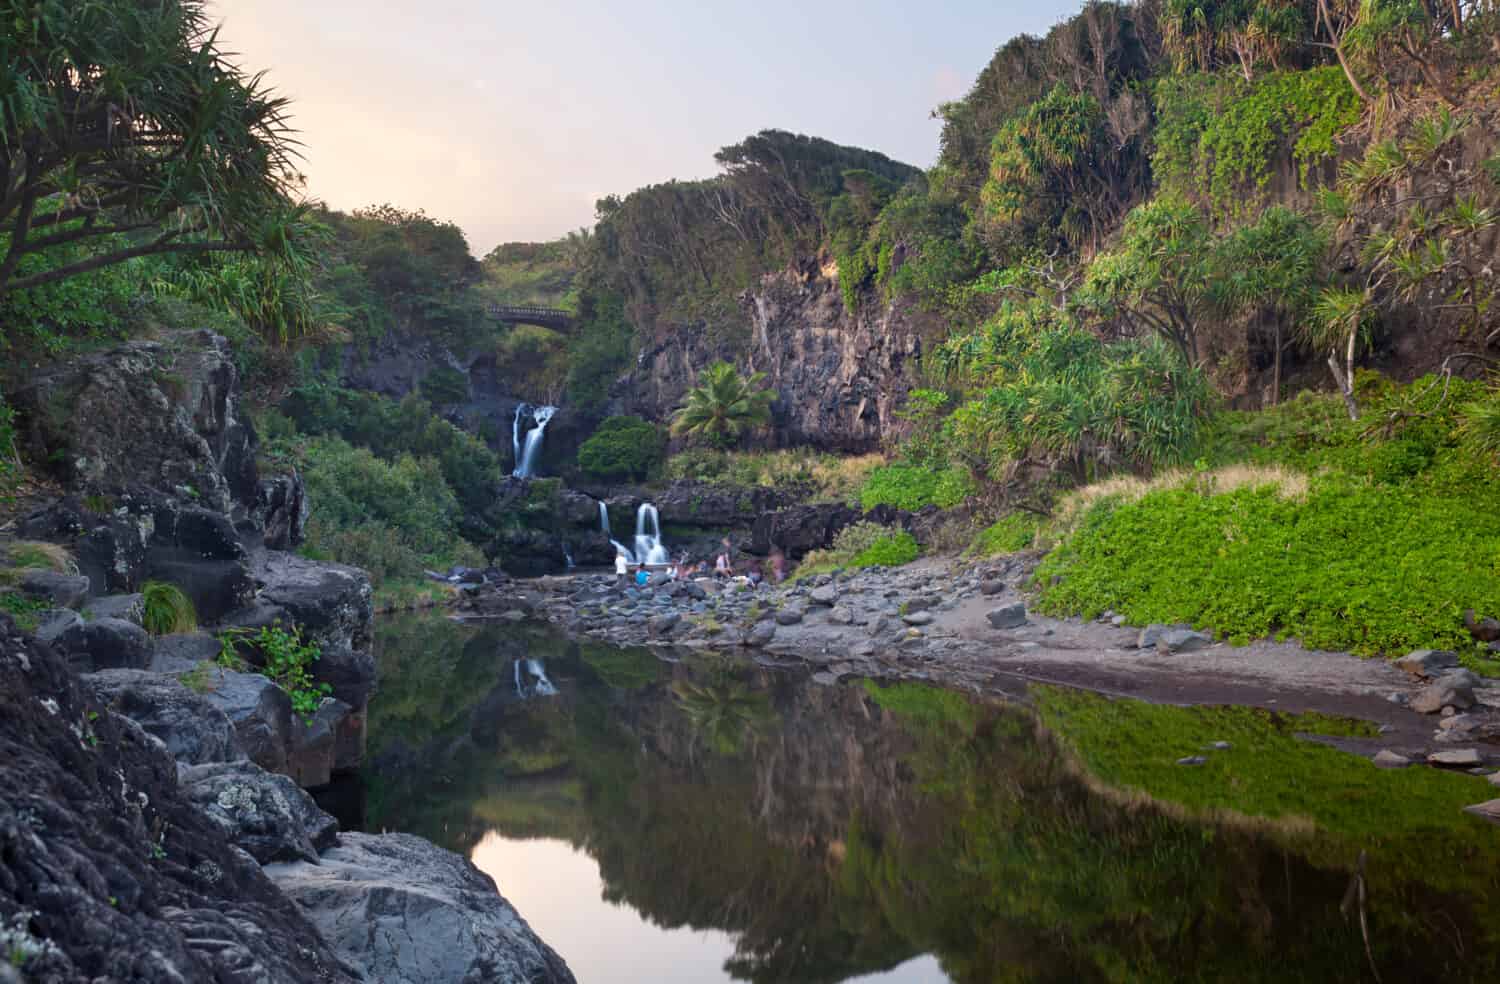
[323, 612, 1500, 983]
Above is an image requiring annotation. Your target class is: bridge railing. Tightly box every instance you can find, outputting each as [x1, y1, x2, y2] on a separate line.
[487, 305, 573, 324]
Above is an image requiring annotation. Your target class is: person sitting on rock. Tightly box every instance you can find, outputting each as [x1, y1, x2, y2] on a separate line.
[714, 550, 732, 579]
[746, 561, 764, 587]
[634, 563, 650, 587]
[769, 548, 787, 584]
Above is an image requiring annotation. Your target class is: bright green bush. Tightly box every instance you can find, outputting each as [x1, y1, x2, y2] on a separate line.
[797, 521, 920, 576]
[968, 514, 1040, 556]
[1153, 68, 1361, 214]
[851, 531, 920, 568]
[577, 416, 662, 480]
[219, 624, 331, 722]
[1035, 477, 1500, 660]
[278, 383, 502, 518]
[285, 435, 483, 585]
[141, 581, 197, 636]
[859, 464, 975, 512]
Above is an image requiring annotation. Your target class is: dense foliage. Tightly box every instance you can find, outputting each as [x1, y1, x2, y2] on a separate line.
[576, 416, 662, 480]
[1034, 376, 1500, 665]
[0, 0, 301, 302]
[670, 362, 777, 448]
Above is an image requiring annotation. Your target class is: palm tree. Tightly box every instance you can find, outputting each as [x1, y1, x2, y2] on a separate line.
[670, 362, 777, 447]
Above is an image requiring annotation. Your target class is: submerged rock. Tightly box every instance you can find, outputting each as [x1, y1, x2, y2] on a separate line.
[267, 832, 576, 984]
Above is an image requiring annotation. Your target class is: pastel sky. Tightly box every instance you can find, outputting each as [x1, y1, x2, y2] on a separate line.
[208, 1, 1081, 255]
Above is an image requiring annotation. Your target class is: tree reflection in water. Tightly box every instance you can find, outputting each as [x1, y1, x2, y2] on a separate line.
[344, 614, 1500, 984]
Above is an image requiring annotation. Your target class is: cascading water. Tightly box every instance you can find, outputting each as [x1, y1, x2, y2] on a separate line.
[609, 502, 669, 564]
[511, 403, 527, 468]
[513, 658, 559, 699]
[598, 501, 610, 536]
[526, 658, 558, 696]
[633, 503, 669, 565]
[513, 405, 557, 478]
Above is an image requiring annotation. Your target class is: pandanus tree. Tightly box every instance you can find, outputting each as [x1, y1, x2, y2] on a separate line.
[0, 0, 303, 302]
[670, 361, 777, 447]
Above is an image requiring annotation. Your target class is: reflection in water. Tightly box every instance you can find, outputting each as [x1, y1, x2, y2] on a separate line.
[339, 613, 1500, 984]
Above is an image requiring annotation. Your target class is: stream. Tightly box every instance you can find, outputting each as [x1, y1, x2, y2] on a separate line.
[319, 611, 1500, 983]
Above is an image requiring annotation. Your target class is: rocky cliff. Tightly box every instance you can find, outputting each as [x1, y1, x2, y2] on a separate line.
[623, 257, 935, 452]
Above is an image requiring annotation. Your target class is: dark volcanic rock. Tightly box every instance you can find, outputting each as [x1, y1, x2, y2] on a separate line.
[18, 570, 91, 609]
[752, 503, 906, 558]
[178, 760, 338, 864]
[84, 668, 244, 766]
[198, 668, 293, 774]
[252, 552, 375, 708]
[82, 593, 145, 626]
[654, 480, 799, 528]
[623, 256, 933, 451]
[267, 831, 576, 984]
[252, 472, 309, 550]
[0, 614, 358, 983]
[10, 330, 257, 514]
[53, 617, 153, 672]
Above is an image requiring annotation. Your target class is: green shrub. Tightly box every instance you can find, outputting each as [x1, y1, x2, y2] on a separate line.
[859, 463, 975, 511]
[798, 521, 920, 576]
[851, 531, 920, 568]
[969, 514, 1040, 556]
[219, 624, 332, 722]
[577, 416, 663, 480]
[279, 435, 483, 585]
[0, 591, 48, 633]
[420, 365, 469, 405]
[141, 581, 196, 636]
[1035, 477, 1500, 660]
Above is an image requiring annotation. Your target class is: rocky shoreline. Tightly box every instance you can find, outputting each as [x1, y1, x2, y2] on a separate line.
[1, 330, 575, 983]
[459, 556, 1500, 811]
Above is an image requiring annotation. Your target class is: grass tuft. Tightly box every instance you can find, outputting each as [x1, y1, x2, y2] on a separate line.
[141, 581, 197, 636]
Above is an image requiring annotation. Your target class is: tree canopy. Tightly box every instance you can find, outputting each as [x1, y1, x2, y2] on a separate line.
[0, 0, 301, 298]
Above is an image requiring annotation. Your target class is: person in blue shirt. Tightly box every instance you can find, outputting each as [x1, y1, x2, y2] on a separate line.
[634, 564, 650, 587]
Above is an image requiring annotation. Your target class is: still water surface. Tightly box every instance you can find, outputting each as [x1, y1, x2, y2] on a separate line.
[325, 612, 1500, 983]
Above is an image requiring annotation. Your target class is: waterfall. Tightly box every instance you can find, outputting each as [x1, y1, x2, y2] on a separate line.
[563, 545, 575, 569]
[633, 503, 669, 565]
[513, 658, 558, 699]
[513, 405, 557, 478]
[609, 502, 668, 564]
[511, 403, 528, 469]
[526, 658, 558, 697]
[598, 500, 611, 536]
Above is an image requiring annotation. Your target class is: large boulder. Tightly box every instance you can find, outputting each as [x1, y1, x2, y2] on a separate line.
[178, 760, 338, 864]
[18, 570, 91, 609]
[267, 832, 576, 984]
[84, 668, 244, 766]
[0, 614, 359, 983]
[53, 617, 153, 673]
[252, 472, 309, 550]
[252, 552, 375, 709]
[9, 330, 257, 515]
[198, 668, 294, 774]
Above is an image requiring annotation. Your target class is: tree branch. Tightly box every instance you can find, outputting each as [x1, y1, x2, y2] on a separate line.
[4, 235, 249, 293]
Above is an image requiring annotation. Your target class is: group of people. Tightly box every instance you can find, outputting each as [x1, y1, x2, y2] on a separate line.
[613, 538, 788, 588]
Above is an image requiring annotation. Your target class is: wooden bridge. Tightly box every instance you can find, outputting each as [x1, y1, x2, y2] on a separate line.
[488, 305, 574, 330]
